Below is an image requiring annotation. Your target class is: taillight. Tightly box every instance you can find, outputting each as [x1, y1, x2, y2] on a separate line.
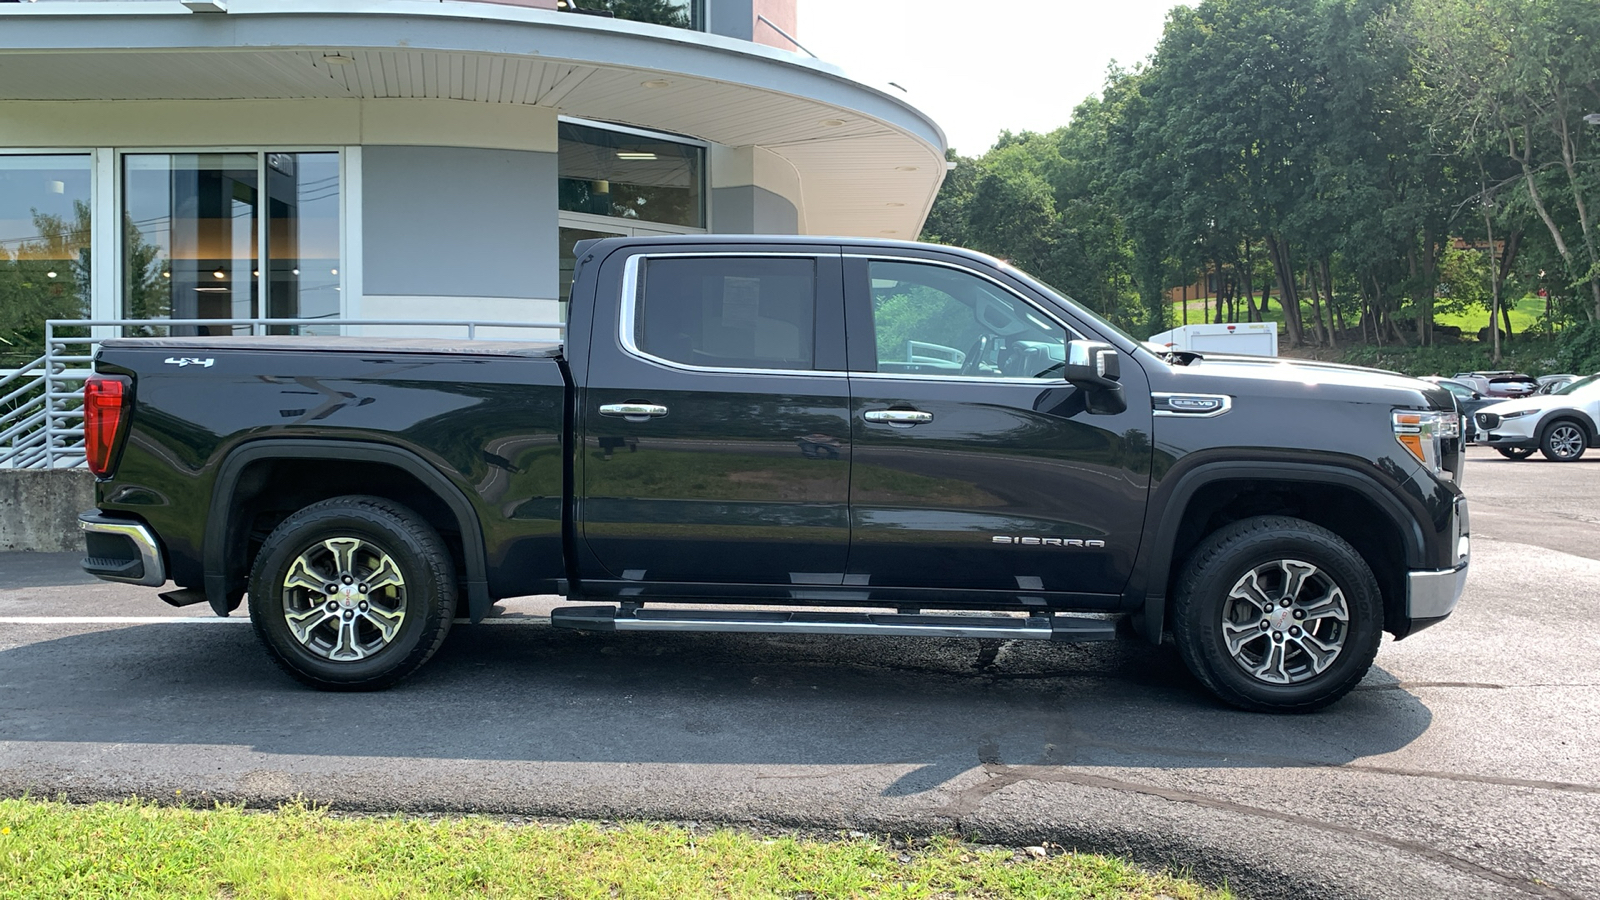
[84, 374, 131, 478]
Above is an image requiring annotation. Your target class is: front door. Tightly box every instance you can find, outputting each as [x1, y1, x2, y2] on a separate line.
[843, 255, 1153, 598]
[578, 247, 851, 586]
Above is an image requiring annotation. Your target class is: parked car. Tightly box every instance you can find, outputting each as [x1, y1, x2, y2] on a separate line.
[75, 235, 1469, 713]
[1537, 374, 1579, 394]
[1476, 373, 1600, 461]
[1421, 376, 1497, 442]
[1453, 371, 1539, 398]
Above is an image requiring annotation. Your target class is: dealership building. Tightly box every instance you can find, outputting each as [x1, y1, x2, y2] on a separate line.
[0, 0, 947, 345]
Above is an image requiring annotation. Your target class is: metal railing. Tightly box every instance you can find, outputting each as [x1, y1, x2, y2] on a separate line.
[0, 317, 566, 470]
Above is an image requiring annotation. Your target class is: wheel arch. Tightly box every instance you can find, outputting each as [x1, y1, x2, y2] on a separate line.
[204, 439, 492, 621]
[1539, 410, 1597, 443]
[1129, 460, 1427, 644]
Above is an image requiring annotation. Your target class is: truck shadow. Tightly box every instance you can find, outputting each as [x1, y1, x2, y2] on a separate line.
[0, 620, 1431, 797]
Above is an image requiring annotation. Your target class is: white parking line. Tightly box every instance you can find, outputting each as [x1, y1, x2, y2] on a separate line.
[0, 616, 547, 625]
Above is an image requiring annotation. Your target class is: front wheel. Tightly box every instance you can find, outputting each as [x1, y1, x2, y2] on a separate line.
[1540, 420, 1588, 462]
[1172, 516, 1383, 713]
[248, 496, 457, 691]
[1496, 447, 1534, 460]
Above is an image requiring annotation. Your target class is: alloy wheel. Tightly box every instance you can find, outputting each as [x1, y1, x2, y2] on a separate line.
[1220, 558, 1348, 685]
[279, 537, 408, 661]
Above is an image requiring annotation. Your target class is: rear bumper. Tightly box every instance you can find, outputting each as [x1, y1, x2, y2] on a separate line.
[1404, 497, 1468, 631]
[79, 512, 167, 587]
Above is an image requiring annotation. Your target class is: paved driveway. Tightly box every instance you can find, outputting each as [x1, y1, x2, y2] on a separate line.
[1, 446, 1595, 900]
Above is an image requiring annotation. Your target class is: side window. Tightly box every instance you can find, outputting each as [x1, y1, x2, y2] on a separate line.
[635, 256, 815, 370]
[868, 260, 1072, 379]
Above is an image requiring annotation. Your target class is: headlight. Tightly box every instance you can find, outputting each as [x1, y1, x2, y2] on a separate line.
[1500, 408, 1538, 419]
[1394, 409, 1458, 477]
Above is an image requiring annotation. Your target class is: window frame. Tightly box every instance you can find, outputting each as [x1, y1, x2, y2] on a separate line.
[845, 254, 1082, 385]
[618, 251, 845, 377]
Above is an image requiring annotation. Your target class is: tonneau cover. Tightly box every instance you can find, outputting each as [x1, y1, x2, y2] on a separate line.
[99, 335, 562, 358]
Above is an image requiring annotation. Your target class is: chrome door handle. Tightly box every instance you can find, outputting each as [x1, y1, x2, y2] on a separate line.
[599, 403, 669, 419]
[863, 409, 933, 426]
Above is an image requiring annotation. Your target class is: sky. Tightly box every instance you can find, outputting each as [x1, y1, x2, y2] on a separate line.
[797, 0, 1196, 156]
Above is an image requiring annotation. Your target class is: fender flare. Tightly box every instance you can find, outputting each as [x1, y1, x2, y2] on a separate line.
[1127, 458, 1428, 643]
[204, 439, 492, 621]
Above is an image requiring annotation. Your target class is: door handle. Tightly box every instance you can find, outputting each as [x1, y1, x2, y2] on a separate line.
[863, 409, 934, 426]
[599, 403, 669, 420]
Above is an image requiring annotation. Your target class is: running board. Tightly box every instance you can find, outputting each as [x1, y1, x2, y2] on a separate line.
[550, 606, 1118, 642]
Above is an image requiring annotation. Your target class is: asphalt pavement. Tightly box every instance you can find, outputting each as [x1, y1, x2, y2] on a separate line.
[1, 445, 1596, 900]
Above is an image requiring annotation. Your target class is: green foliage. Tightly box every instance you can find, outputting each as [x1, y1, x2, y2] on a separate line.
[0, 201, 91, 367]
[1555, 321, 1600, 375]
[921, 0, 1598, 351]
[1435, 242, 1491, 317]
[1339, 335, 1564, 377]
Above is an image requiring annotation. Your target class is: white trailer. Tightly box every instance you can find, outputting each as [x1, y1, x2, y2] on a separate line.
[1149, 322, 1279, 357]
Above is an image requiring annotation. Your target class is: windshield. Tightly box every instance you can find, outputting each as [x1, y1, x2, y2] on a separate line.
[1555, 374, 1600, 396]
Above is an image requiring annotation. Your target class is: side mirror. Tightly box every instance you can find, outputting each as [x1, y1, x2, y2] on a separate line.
[1065, 340, 1121, 385]
[1065, 340, 1127, 415]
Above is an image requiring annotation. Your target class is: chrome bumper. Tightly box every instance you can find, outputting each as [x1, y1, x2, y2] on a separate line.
[1406, 497, 1469, 620]
[79, 513, 167, 587]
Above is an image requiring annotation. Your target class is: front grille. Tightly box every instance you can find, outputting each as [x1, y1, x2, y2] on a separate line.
[1476, 412, 1500, 429]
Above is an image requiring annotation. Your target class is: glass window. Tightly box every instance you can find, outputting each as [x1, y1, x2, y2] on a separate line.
[265, 153, 341, 329]
[636, 256, 815, 370]
[123, 152, 340, 335]
[561, 0, 703, 30]
[0, 155, 91, 366]
[559, 122, 703, 228]
[868, 260, 1072, 379]
[124, 153, 258, 334]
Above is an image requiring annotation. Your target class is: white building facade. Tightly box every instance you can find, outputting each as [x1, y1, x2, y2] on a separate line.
[0, 0, 947, 352]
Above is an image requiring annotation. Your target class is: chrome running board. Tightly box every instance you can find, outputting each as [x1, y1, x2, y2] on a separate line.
[550, 606, 1118, 642]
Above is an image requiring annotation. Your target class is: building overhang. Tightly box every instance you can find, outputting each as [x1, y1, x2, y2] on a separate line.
[0, 0, 948, 239]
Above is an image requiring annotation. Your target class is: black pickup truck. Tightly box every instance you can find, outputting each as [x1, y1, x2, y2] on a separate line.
[78, 236, 1469, 712]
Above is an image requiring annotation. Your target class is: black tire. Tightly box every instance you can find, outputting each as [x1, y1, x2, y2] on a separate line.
[1496, 447, 1534, 460]
[1172, 516, 1383, 713]
[1539, 419, 1588, 462]
[248, 495, 457, 691]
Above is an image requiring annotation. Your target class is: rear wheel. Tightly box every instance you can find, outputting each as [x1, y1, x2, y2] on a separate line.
[1172, 516, 1383, 713]
[248, 495, 456, 691]
[1496, 447, 1534, 460]
[1539, 420, 1588, 462]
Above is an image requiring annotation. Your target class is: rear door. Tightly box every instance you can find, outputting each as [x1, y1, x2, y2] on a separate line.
[842, 252, 1153, 599]
[577, 244, 851, 586]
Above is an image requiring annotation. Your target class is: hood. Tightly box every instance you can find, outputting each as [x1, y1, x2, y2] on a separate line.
[1154, 353, 1452, 411]
[1481, 394, 1565, 417]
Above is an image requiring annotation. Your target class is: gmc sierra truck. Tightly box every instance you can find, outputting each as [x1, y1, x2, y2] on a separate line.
[78, 236, 1470, 712]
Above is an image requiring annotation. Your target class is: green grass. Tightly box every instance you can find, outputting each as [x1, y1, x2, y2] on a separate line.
[0, 798, 1230, 899]
[1167, 294, 1553, 341]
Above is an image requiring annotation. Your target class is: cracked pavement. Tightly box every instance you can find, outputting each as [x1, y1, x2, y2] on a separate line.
[1, 445, 1596, 899]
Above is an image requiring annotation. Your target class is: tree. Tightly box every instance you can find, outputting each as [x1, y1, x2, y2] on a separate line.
[1404, 0, 1600, 319]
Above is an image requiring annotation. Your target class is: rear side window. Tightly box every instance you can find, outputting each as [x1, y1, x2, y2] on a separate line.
[635, 257, 816, 370]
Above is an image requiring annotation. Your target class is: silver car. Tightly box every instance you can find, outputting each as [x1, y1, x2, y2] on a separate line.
[1475, 374, 1600, 461]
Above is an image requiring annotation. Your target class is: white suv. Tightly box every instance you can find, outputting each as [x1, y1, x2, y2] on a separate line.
[1476, 374, 1600, 461]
